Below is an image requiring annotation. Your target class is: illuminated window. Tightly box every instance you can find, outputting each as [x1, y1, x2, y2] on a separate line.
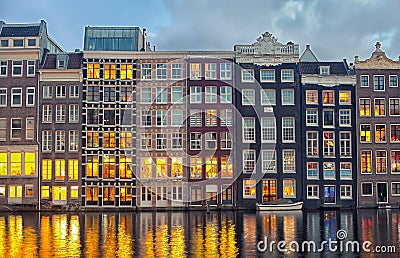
[283, 150, 295, 172]
[87, 63, 100, 79]
[41, 186, 50, 199]
[323, 90, 334, 105]
[242, 89, 255, 105]
[339, 91, 351, 104]
[190, 157, 202, 179]
[55, 159, 65, 180]
[120, 64, 133, 80]
[9, 185, 22, 198]
[391, 125, 400, 142]
[375, 124, 386, 142]
[374, 75, 384, 91]
[205, 110, 217, 126]
[119, 156, 132, 179]
[10, 153, 21, 176]
[281, 69, 294, 82]
[103, 155, 115, 179]
[360, 124, 371, 142]
[376, 151, 387, 173]
[283, 179, 295, 198]
[142, 158, 152, 178]
[206, 156, 217, 178]
[220, 63, 231, 80]
[0, 153, 6, 176]
[262, 150, 276, 173]
[306, 90, 318, 104]
[205, 86, 217, 103]
[87, 132, 99, 148]
[103, 186, 115, 203]
[68, 160, 78, 181]
[323, 132, 335, 157]
[359, 98, 370, 116]
[391, 151, 400, 173]
[205, 63, 216, 79]
[361, 75, 369, 87]
[55, 130, 65, 151]
[171, 63, 183, 80]
[156, 63, 167, 80]
[25, 184, 33, 197]
[242, 69, 254, 82]
[190, 63, 201, 80]
[281, 89, 294, 105]
[243, 179, 256, 198]
[42, 159, 52, 180]
[261, 89, 276, 105]
[104, 64, 116, 79]
[120, 132, 132, 148]
[156, 158, 167, 178]
[361, 150, 372, 173]
[171, 157, 183, 178]
[71, 186, 79, 199]
[307, 162, 319, 179]
[103, 132, 116, 148]
[86, 156, 98, 178]
[24, 152, 35, 176]
[120, 187, 132, 202]
[323, 162, 335, 179]
[221, 155, 233, 178]
[374, 98, 385, 116]
[86, 186, 98, 202]
[243, 150, 255, 173]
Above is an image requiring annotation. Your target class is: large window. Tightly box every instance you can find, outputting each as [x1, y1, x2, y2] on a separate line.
[103, 110, 115, 125]
[12, 61, 22, 76]
[376, 150, 387, 174]
[220, 109, 233, 126]
[190, 157, 202, 179]
[307, 185, 319, 199]
[156, 87, 167, 104]
[42, 130, 52, 151]
[0, 61, 7, 76]
[242, 89, 255, 105]
[374, 75, 384, 91]
[323, 90, 334, 105]
[0, 119, 5, 141]
[11, 88, 22, 106]
[205, 156, 218, 178]
[220, 132, 232, 150]
[243, 117, 255, 142]
[260, 69, 275, 82]
[156, 133, 167, 150]
[361, 75, 369, 87]
[243, 179, 256, 198]
[306, 109, 318, 126]
[120, 64, 133, 80]
[42, 159, 52, 180]
[141, 110, 152, 127]
[68, 160, 79, 181]
[87, 63, 100, 79]
[104, 64, 116, 79]
[171, 86, 183, 103]
[391, 151, 400, 173]
[156, 110, 167, 127]
[205, 109, 217, 126]
[339, 91, 351, 104]
[361, 150, 372, 173]
[323, 132, 335, 157]
[283, 179, 295, 198]
[140, 133, 152, 150]
[190, 132, 201, 150]
[171, 63, 183, 80]
[156, 63, 167, 80]
[141, 158, 152, 178]
[26, 88, 35, 106]
[339, 110, 351, 126]
[261, 89, 276, 105]
[55, 130, 65, 152]
[56, 104, 66, 122]
[11, 118, 21, 139]
[87, 131, 99, 148]
[190, 109, 202, 127]
[190, 63, 201, 80]
[119, 156, 132, 179]
[141, 64, 152, 80]
[55, 159, 66, 180]
[340, 185, 352, 199]
[306, 131, 318, 157]
[360, 124, 371, 142]
[361, 182, 373, 196]
[323, 162, 335, 179]
[243, 150, 255, 173]
[281, 89, 294, 105]
[283, 150, 295, 172]
[390, 98, 400, 116]
[190, 86, 201, 103]
[242, 69, 254, 82]
[205, 63, 217, 80]
[261, 117, 276, 142]
[282, 117, 295, 142]
[42, 105, 52, 123]
[0, 153, 7, 176]
[323, 110, 334, 127]
[86, 156, 99, 178]
[221, 156, 233, 178]
[103, 155, 115, 179]
[306, 90, 318, 104]
[24, 153, 35, 176]
[26, 118, 34, 140]
[262, 150, 276, 173]
[391, 125, 400, 142]
[56, 85, 66, 98]
[205, 132, 217, 150]
[359, 98, 371, 116]
[220, 86, 232, 103]
[87, 86, 99, 101]
[171, 133, 182, 150]
[103, 86, 116, 102]
[340, 162, 352, 179]
[374, 98, 385, 116]
[220, 63, 232, 80]
[375, 124, 386, 143]
[68, 104, 79, 123]
[340, 132, 351, 157]
[103, 132, 116, 148]
[156, 158, 167, 178]
[281, 69, 294, 82]
[307, 162, 318, 179]
[171, 109, 183, 127]
[69, 130, 79, 151]
[10, 153, 21, 176]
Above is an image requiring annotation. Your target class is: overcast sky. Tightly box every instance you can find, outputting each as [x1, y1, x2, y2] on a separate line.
[2, 0, 400, 62]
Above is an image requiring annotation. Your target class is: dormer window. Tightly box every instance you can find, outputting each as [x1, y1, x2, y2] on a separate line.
[320, 66, 330, 75]
[27, 39, 36, 47]
[13, 39, 23, 47]
[58, 60, 65, 69]
[0, 40, 8, 47]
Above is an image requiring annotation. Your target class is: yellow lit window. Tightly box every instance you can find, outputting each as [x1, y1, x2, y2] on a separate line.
[120, 156, 132, 179]
[88, 63, 100, 79]
[120, 64, 133, 80]
[68, 159, 79, 180]
[120, 132, 132, 148]
[171, 157, 183, 178]
[24, 152, 35, 176]
[190, 157, 202, 179]
[104, 64, 116, 79]
[221, 156, 233, 178]
[71, 186, 79, 199]
[87, 132, 99, 148]
[339, 91, 351, 104]
[104, 132, 116, 148]
[53, 186, 67, 201]
[142, 158, 152, 178]
[10, 153, 21, 176]
[103, 186, 115, 202]
[55, 159, 65, 180]
[25, 184, 33, 197]
[120, 187, 132, 202]
[283, 179, 296, 198]
[42, 159, 52, 180]
[86, 186, 98, 201]
[206, 156, 218, 178]
[359, 99, 370, 116]
[360, 125, 371, 142]
[9, 185, 22, 198]
[86, 156, 99, 178]
[41, 186, 50, 199]
[0, 153, 7, 176]
[156, 158, 167, 178]
[243, 179, 256, 197]
[103, 155, 115, 179]
[361, 151, 372, 173]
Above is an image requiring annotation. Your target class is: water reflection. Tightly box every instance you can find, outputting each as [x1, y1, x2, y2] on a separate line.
[0, 210, 398, 257]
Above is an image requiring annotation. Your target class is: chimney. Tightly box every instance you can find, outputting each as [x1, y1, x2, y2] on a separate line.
[153, 45, 156, 51]
[306, 44, 310, 50]
[142, 28, 147, 52]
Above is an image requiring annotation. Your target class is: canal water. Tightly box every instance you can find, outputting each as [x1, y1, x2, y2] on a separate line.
[0, 209, 398, 257]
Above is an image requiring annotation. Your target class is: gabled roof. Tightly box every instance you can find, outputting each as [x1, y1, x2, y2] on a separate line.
[0, 23, 41, 37]
[300, 61, 350, 75]
[300, 45, 318, 62]
[42, 53, 83, 69]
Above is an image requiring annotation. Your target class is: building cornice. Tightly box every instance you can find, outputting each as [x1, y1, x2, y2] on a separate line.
[355, 42, 400, 69]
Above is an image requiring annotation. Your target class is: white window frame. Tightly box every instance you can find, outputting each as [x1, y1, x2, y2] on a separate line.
[262, 150, 276, 173]
[69, 130, 79, 151]
[340, 185, 352, 199]
[242, 117, 255, 143]
[220, 86, 232, 103]
[42, 130, 52, 151]
[283, 149, 295, 173]
[306, 90, 318, 104]
[190, 86, 201, 103]
[171, 63, 183, 80]
[190, 63, 201, 80]
[220, 131, 232, 150]
[340, 162, 352, 180]
[205, 132, 217, 150]
[56, 104, 66, 123]
[0, 88, 6, 106]
[156, 87, 167, 104]
[243, 150, 256, 173]
[171, 109, 183, 127]
[339, 109, 351, 127]
[26, 87, 35, 106]
[261, 117, 276, 143]
[242, 89, 255, 105]
[281, 69, 294, 82]
[25, 117, 34, 140]
[42, 105, 52, 123]
[190, 132, 202, 150]
[243, 179, 256, 198]
[281, 88, 294, 105]
[56, 85, 66, 98]
[241, 69, 254, 82]
[69, 104, 79, 123]
[283, 179, 296, 198]
[12, 60, 22, 76]
[205, 63, 217, 80]
[171, 86, 183, 103]
[156, 63, 167, 80]
[306, 131, 318, 157]
[43, 86, 52, 99]
[189, 109, 202, 127]
[282, 117, 295, 142]
[220, 63, 232, 80]
[261, 89, 276, 106]
[141, 64, 152, 80]
[307, 162, 319, 179]
[389, 75, 398, 87]
[373, 75, 385, 91]
[55, 130, 66, 152]
[306, 109, 318, 126]
[360, 75, 369, 87]
[156, 110, 167, 127]
[0, 61, 7, 77]
[11, 88, 22, 107]
[339, 91, 351, 105]
[69, 85, 79, 98]
[307, 185, 319, 199]
[260, 69, 275, 82]
[220, 109, 232, 126]
[205, 86, 217, 103]
[361, 182, 373, 196]
[323, 162, 336, 179]
[27, 60, 35, 76]
[340, 132, 352, 157]
[323, 132, 335, 157]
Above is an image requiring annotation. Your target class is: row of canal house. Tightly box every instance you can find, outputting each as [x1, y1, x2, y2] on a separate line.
[1, 20, 400, 210]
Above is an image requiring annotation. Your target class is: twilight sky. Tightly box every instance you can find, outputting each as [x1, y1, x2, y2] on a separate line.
[2, 0, 400, 62]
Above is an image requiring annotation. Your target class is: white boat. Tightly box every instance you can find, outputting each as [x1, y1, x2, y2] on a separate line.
[256, 201, 303, 211]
